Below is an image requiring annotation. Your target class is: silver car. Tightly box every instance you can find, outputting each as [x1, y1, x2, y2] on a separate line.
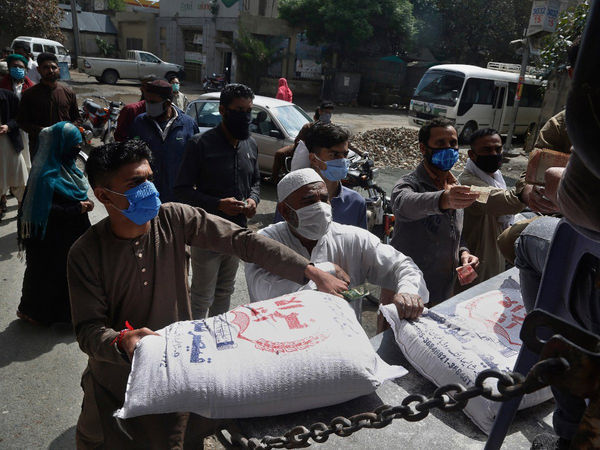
[185, 93, 312, 175]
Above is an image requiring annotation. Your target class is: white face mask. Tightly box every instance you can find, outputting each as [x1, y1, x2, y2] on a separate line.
[285, 201, 332, 241]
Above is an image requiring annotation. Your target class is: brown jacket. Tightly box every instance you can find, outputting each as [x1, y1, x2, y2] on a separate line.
[68, 203, 309, 448]
[458, 170, 525, 283]
[16, 82, 80, 160]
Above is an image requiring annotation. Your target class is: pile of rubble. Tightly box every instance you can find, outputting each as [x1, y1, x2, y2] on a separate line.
[351, 127, 468, 170]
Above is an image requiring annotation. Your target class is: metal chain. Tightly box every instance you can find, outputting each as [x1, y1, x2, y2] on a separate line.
[227, 357, 569, 449]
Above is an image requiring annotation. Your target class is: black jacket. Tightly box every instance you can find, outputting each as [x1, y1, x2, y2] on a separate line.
[0, 88, 23, 152]
[174, 124, 260, 227]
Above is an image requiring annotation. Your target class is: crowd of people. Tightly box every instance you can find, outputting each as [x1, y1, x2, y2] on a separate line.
[0, 34, 597, 449]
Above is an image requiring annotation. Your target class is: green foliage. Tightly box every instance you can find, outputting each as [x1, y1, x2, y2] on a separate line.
[411, 0, 533, 66]
[538, 1, 589, 71]
[95, 36, 116, 57]
[0, 0, 64, 42]
[279, 0, 415, 65]
[231, 31, 282, 90]
[106, 0, 126, 11]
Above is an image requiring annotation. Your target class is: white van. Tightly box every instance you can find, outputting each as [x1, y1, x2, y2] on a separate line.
[11, 36, 72, 67]
[409, 63, 544, 143]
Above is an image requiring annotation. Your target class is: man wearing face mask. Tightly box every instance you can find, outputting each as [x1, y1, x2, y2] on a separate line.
[391, 118, 480, 305]
[13, 43, 41, 84]
[245, 169, 428, 320]
[17, 53, 80, 161]
[114, 75, 157, 142]
[68, 141, 348, 449]
[130, 79, 198, 202]
[174, 83, 261, 319]
[270, 101, 335, 183]
[272, 122, 367, 228]
[168, 75, 189, 111]
[458, 129, 525, 283]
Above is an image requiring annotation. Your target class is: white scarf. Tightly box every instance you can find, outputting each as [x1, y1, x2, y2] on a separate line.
[465, 158, 514, 229]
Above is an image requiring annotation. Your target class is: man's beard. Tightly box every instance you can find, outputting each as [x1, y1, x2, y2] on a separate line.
[43, 74, 60, 82]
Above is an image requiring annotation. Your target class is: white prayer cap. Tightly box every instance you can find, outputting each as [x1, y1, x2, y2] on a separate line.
[277, 168, 324, 202]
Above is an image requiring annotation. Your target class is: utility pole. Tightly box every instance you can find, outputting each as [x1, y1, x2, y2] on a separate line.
[504, 38, 530, 153]
[70, 0, 81, 69]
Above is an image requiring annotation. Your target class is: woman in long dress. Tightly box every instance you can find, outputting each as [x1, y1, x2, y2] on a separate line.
[17, 122, 94, 325]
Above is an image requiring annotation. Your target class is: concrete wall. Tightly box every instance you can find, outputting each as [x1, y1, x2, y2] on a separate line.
[61, 30, 118, 57]
[114, 10, 158, 58]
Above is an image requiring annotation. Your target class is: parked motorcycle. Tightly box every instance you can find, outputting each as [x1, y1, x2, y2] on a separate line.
[202, 73, 227, 92]
[79, 95, 122, 146]
[343, 150, 395, 244]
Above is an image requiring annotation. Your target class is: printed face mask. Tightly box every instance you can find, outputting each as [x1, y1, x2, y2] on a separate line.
[106, 181, 161, 225]
[474, 153, 503, 173]
[224, 109, 252, 140]
[285, 201, 332, 241]
[428, 146, 459, 171]
[316, 156, 350, 181]
[10, 67, 25, 80]
[146, 101, 166, 118]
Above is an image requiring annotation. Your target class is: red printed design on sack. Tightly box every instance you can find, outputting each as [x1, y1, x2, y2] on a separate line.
[228, 296, 330, 353]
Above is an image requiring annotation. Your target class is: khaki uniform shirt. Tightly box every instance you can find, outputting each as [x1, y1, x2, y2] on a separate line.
[534, 109, 572, 154]
[67, 203, 309, 447]
[458, 170, 525, 283]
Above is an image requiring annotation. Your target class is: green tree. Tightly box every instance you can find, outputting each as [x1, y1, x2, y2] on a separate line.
[411, 0, 533, 66]
[279, 0, 415, 67]
[538, 1, 589, 71]
[0, 0, 64, 43]
[231, 32, 282, 91]
[95, 36, 116, 57]
[106, 0, 126, 11]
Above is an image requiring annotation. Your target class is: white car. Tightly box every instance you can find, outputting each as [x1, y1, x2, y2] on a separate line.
[186, 93, 312, 175]
[12, 36, 71, 67]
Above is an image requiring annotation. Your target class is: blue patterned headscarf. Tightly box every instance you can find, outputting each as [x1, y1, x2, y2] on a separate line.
[19, 122, 89, 241]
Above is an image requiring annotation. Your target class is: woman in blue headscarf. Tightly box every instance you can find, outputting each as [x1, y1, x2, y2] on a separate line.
[17, 122, 94, 325]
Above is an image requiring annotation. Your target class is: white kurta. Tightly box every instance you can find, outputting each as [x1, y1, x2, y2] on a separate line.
[0, 132, 28, 200]
[245, 221, 430, 304]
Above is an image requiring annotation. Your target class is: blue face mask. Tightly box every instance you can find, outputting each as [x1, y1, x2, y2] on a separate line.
[107, 181, 161, 225]
[317, 156, 350, 181]
[429, 147, 459, 171]
[10, 67, 25, 81]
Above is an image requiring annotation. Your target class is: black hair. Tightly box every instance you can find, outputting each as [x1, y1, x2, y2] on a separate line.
[305, 122, 350, 153]
[469, 128, 500, 147]
[86, 140, 153, 188]
[220, 83, 254, 108]
[166, 73, 179, 83]
[13, 42, 31, 54]
[567, 37, 581, 68]
[418, 118, 455, 144]
[37, 52, 58, 66]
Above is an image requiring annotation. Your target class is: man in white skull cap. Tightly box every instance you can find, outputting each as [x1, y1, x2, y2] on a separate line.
[245, 168, 429, 319]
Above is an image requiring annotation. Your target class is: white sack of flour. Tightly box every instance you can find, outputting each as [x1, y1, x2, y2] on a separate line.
[116, 290, 407, 420]
[380, 277, 552, 434]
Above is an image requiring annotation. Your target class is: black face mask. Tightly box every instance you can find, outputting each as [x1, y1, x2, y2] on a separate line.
[224, 110, 252, 140]
[62, 145, 81, 163]
[474, 153, 503, 173]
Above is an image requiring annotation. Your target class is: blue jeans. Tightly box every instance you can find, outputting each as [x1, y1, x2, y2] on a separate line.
[514, 216, 600, 440]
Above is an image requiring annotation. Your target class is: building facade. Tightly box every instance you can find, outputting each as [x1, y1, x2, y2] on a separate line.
[157, 0, 298, 83]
